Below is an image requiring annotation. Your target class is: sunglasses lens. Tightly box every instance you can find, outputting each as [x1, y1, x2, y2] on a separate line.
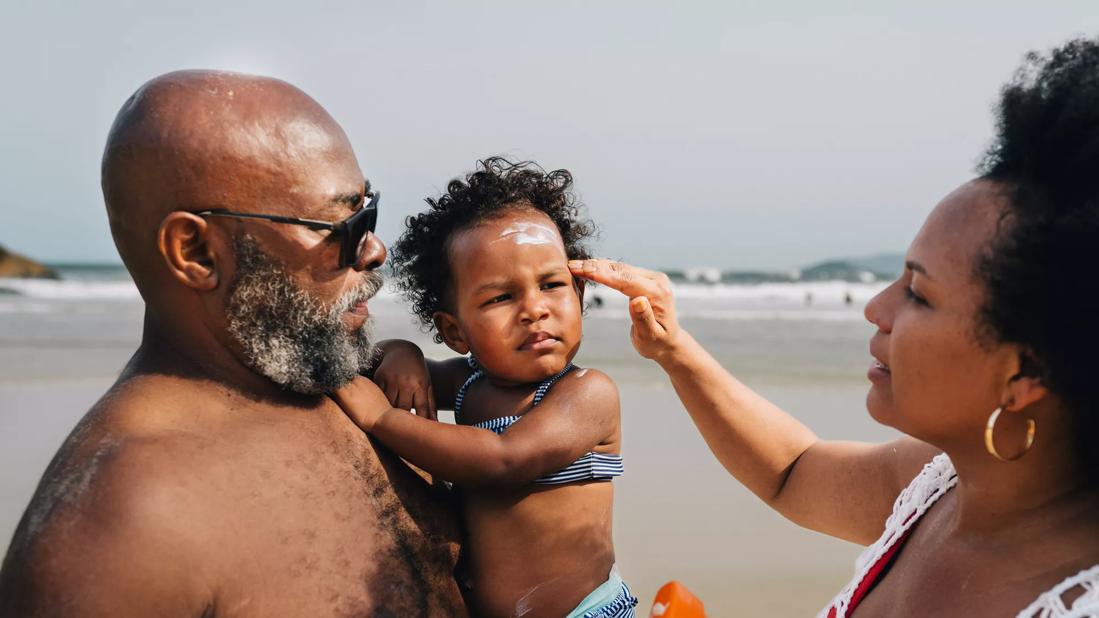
[342, 193, 379, 268]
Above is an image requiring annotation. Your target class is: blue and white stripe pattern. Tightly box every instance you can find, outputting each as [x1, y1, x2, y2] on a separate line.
[454, 357, 624, 486]
[583, 582, 638, 618]
[534, 451, 625, 486]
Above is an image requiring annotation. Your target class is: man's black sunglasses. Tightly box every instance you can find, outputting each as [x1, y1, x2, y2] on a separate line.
[195, 191, 379, 269]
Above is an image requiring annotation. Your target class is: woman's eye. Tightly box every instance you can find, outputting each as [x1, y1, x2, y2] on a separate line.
[904, 287, 929, 306]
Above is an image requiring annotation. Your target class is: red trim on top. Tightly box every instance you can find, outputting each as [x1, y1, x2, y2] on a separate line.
[826, 525, 917, 618]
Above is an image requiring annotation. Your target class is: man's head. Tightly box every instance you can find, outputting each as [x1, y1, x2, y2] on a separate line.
[102, 70, 386, 393]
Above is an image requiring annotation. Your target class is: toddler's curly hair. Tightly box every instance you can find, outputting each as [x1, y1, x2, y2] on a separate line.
[390, 157, 597, 342]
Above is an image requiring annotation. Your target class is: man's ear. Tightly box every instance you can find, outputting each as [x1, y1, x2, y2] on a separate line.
[1003, 350, 1050, 412]
[158, 212, 220, 291]
[432, 311, 469, 355]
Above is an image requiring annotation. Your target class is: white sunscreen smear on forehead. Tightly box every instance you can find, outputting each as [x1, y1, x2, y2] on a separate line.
[495, 222, 559, 246]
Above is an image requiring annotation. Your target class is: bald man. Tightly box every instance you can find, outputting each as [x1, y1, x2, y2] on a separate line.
[0, 71, 467, 617]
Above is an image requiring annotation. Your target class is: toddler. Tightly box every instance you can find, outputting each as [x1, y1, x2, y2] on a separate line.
[333, 158, 635, 618]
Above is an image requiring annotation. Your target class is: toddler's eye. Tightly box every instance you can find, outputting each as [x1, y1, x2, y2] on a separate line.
[541, 281, 567, 290]
[484, 293, 511, 306]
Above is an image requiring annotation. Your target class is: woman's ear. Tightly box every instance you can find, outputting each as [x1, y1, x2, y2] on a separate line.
[1003, 350, 1049, 412]
[433, 311, 469, 355]
[158, 212, 220, 291]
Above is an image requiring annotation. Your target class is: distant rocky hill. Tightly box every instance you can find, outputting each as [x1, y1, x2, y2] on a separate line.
[666, 252, 904, 284]
[842, 253, 905, 279]
[0, 244, 58, 279]
[798, 254, 901, 283]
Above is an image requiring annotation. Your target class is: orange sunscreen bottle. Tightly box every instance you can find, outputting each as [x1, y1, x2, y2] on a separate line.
[650, 581, 705, 618]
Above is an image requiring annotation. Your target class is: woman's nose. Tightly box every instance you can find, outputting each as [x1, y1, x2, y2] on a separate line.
[864, 284, 895, 333]
[353, 232, 387, 272]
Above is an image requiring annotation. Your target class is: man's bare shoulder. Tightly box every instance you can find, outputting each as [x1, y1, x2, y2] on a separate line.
[29, 376, 222, 519]
[2, 373, 468, 616]
[0, 386, 220, 616]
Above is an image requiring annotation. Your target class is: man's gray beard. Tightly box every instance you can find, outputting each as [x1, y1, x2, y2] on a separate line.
[226, 237, 383, 394]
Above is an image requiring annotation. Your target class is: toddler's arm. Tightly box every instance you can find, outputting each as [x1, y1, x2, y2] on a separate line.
[331, 369, 620, 489]
[369, 341, 475, 418]
[370, 340, 435, 418]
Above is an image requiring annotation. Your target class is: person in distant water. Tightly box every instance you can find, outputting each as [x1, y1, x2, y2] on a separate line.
[0, 71, 467, 616]
[571, 38, 1099, 616]
[333, 158, 637, 618]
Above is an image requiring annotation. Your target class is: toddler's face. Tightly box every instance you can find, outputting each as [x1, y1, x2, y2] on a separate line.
[438, 209, 582, 383]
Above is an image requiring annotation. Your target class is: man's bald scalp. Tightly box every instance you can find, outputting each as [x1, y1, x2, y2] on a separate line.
[101, 70, 355, 293]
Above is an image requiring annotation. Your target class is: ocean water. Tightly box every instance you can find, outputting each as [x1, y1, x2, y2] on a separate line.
[0, 267, 898, 615]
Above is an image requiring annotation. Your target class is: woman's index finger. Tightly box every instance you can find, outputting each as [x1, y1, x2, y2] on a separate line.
[568, 259, 647, 295]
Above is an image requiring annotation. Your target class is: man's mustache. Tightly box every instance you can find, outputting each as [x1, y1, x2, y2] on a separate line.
[333, 271, 384, 313]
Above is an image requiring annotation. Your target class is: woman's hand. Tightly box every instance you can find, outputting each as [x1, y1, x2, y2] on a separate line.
[373, 340, 437, 420]
[569, 259, 685, 363]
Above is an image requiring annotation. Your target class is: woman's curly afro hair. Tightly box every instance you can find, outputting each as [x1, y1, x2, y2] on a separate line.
[976, 37, 1099, 476]
[389, 157, 596, 343]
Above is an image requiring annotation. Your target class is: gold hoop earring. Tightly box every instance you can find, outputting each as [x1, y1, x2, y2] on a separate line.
[984, 407, 1036, 462]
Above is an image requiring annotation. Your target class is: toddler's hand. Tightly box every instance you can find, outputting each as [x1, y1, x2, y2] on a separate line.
[331, 376, 390, 432]
[374, 340, 437, 420]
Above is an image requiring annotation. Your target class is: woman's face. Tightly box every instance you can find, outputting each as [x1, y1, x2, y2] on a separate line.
[864, 181, 1020, 448]
[438, 208, 583, 384]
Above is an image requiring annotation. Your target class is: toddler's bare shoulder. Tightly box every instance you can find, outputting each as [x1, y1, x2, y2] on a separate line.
[559, 367, 620, 406]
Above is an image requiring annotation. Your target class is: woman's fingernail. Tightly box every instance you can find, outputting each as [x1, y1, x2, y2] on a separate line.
[568, 260, 583, 270]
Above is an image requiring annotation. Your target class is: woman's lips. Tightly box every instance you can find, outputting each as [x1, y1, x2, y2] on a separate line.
[868, 359, 891, 382]
[520, 332, 559, 351]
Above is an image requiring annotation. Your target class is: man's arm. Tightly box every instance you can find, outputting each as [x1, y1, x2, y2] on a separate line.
[0, 441, 214, 617]
[332, 369, 620, 489]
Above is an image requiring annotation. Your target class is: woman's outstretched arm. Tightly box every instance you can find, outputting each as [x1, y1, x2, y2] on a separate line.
[569, 258, 938, 544]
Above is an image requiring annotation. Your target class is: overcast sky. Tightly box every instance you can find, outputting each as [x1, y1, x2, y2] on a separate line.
[2, 2, 1097, 270]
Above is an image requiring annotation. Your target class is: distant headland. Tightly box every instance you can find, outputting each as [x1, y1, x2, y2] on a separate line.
[666, 253, 904, 285]
[0, 244, 58, 279]
[0, 245, 905, 286]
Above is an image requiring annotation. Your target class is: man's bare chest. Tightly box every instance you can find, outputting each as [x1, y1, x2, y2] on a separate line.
[206, 430, 465, 617]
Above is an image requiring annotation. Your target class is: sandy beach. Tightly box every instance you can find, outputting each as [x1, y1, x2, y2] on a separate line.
[0, 280, 898, 616]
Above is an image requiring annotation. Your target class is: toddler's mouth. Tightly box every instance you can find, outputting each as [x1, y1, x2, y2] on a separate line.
[520, 331, 559, 351]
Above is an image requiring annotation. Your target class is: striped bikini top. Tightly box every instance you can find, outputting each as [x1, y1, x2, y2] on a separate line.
[454, 359, 624, 486]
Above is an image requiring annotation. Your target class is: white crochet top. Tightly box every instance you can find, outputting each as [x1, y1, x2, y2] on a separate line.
[819, 454, 1099, 618]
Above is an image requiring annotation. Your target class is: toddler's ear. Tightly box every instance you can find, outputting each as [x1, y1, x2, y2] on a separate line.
[433, 311, 469, 355]
[574, 277, 586, 302]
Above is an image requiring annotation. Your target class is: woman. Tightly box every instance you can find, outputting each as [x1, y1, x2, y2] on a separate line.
[569, 38, 1099, 616]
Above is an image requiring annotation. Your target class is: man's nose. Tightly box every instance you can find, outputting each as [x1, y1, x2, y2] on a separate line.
[353, 232, 386, 272]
